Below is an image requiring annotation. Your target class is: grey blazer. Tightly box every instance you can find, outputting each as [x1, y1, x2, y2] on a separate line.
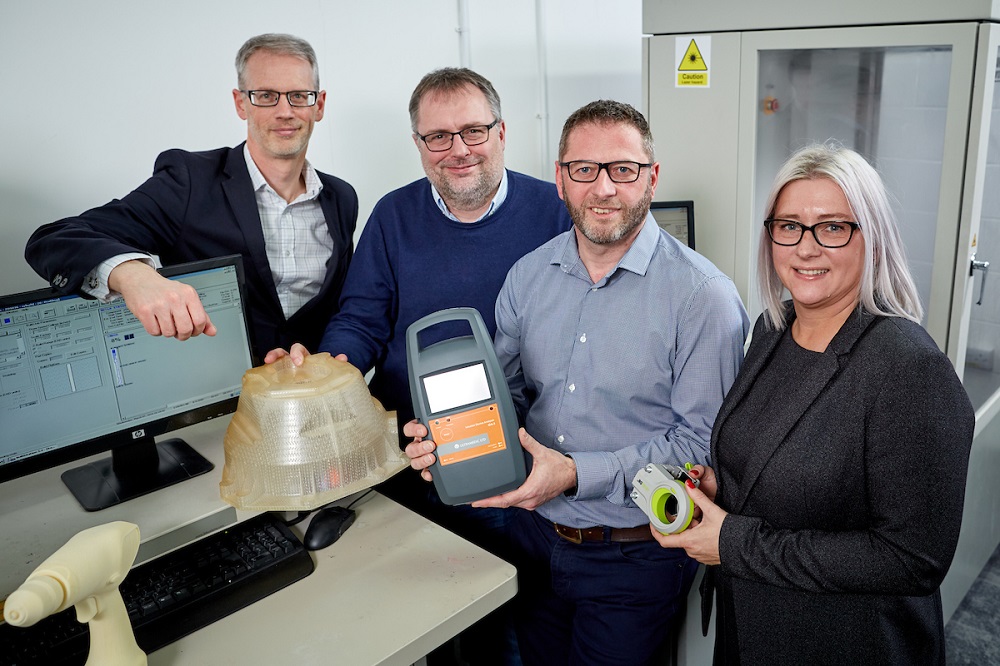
[706, 307, 974, 665]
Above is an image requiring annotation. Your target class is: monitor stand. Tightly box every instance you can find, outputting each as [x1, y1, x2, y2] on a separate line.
[61, 436, 214, 511]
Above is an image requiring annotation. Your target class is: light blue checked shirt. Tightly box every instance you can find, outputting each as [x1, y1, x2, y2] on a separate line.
[494, 217, 749, 528]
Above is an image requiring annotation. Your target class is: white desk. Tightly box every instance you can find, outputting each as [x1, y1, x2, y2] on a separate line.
[0, 419, 518, 665]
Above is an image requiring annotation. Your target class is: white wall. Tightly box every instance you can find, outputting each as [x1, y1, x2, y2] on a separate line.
[0, 0, 642, 294]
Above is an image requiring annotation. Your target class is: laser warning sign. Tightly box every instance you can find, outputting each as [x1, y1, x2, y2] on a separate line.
[676, 36, 710, 88]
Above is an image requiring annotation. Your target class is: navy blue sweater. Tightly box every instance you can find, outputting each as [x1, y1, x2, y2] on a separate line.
[319, 170, 572, 426]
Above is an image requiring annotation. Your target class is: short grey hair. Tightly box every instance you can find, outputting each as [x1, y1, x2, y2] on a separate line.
[756, 142, 923, 330]
[408, 68, 502, 133]
[235, 33, 319, 90]
[558, 100, 655, 162]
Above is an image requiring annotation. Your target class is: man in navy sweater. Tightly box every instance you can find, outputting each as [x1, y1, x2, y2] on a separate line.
[322, 69, 569, 433]
[269, 67, 569, 475]
[269, 68, 570, 506]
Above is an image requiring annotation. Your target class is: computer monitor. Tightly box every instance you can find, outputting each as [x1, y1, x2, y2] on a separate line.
[650, 200, 695, 250]
[0, 255, 255, 511]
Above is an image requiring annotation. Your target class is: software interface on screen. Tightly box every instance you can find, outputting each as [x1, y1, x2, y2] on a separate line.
[0, 264, 253, 469]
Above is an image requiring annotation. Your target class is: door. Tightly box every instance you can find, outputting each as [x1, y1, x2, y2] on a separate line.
[943, 22, 1000, 621]
[953, 24, 1000, 420]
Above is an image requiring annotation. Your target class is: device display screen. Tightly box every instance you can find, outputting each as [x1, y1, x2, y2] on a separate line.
[422, 363, 492, 414]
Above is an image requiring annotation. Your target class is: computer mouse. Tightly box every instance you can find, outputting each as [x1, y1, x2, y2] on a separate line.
[303, 506, 357, 551]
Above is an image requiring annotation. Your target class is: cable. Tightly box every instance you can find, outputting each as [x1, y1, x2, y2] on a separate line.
[281, 488, 376, 527]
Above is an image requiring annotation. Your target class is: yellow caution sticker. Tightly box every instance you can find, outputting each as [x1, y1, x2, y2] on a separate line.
[676, 36, 710, 87]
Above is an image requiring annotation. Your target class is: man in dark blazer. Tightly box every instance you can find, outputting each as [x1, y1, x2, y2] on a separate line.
[24, 34, 357, 362]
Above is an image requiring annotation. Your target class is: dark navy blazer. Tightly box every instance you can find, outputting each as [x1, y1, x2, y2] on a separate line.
[25, 144, 358, 361]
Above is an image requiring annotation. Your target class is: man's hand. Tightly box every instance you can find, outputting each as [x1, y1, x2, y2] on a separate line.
[471, 428, 576, 511]
[110, 260, 217, 340]
[262, 343, 347, 366]
[402, 420, 436, 482]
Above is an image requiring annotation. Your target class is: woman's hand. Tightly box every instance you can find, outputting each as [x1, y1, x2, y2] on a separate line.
[686, 465, 717, 500]
[651, 479, 726, 566]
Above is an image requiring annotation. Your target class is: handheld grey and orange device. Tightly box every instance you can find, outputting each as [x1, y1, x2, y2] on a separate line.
[406, 307, 526, 505]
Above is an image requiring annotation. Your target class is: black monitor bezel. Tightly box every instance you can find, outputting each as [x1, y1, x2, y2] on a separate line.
[0, 254, 254, 484]
[650, 200, 695, 250]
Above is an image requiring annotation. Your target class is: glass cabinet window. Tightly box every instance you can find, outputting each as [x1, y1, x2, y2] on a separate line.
[755, 46, 953, 325]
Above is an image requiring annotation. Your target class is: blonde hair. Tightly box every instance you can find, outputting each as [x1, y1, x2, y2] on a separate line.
[757, 143, 922, 330]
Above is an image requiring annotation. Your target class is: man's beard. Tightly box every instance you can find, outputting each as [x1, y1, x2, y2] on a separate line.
[565, 177, 653, 245]
[430, 155, 503, 213]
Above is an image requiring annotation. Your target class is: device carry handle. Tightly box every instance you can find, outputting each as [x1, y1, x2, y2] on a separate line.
[406, 307, 491, 354]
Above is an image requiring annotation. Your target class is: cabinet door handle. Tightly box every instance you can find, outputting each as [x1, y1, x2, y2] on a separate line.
[971, 255, 990, 306]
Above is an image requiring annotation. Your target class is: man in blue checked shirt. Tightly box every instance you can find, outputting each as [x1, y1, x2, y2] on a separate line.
[405, 99, 749, 665]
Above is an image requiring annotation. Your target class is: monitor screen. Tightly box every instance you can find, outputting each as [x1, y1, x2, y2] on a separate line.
[422, 362, 493, 414]
[650, 200, 695, 249]
[0, 256, 255, 510]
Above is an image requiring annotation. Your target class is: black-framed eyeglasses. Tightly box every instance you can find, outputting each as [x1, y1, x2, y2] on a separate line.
[558, 161, 653, 184]
[241, 90, 318, 107]
[765, 218, 861, 248]
[416, 119, 500, 152]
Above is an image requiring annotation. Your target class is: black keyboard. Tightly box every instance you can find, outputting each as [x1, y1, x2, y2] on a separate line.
[0, 512, 314, 665]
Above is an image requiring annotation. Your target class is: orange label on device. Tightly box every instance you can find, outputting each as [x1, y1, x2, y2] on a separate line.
[429, 403, 507, 466]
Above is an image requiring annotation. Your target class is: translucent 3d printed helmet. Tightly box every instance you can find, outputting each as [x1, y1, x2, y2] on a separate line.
[220, 353, 406, 510]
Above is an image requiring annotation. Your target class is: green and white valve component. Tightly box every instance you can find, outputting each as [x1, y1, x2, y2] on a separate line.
[631, 463, 698, 535]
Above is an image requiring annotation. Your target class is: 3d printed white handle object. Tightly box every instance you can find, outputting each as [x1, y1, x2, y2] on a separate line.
[631, 464, 696, 535]
[4, 521, 147, 666]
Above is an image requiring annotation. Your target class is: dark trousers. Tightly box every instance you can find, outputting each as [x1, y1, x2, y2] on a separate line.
[509, 509, 697, 666]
